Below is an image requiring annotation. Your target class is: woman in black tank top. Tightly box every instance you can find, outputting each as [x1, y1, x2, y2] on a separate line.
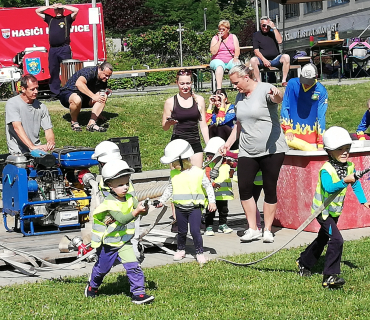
[162, 70, 209, 168]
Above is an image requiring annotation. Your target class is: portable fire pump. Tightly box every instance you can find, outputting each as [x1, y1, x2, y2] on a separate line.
[2, 147, 98, 236]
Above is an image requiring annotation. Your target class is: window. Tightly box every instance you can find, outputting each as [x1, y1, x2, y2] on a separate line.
[327, 0, 350, 8]
[285, 3, 299, 19]
[304, 1, 322, 14]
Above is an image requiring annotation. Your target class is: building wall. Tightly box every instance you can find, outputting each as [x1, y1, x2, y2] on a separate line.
[262, 0, 370, 51]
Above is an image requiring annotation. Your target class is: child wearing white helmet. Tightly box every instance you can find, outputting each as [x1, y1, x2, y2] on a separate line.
[156, 139, 216, 265]
[297, 126, 370, 288]
[203, 137, 235, 235]
[92, 141, 136, 198]
[85, 159, 154, 304]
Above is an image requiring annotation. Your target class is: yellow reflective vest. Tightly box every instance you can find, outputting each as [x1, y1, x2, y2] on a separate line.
[91, 193, 137, 248]
[170, 167, 205, 206]
[254, 170, 263, 186]
[311, 161, 355, 220]
[210, 162, 234, 200]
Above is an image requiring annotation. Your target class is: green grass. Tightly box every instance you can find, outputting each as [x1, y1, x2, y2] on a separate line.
[1, 238, 370, 319]
[1, 80, 369, 171]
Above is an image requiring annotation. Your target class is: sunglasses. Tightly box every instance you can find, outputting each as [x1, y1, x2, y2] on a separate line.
[218, 28, 227, 31]
[261, 24, 270, 28]
[177, 69, 192, 76]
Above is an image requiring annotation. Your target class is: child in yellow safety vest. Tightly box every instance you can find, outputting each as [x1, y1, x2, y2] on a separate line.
[85, 159, 154, 304]
[297, 126, 370, 289]
[203, 137, 235, 235]
[156, 139, 216, 265]
[91, 141, 142, 262]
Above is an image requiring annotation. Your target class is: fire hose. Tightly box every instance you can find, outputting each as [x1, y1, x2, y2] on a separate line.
[218, 166, 370, 266]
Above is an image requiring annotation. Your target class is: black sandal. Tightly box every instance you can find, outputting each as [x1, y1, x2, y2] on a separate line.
[71, 122, 82, 132]
[86, 123, 107, 132]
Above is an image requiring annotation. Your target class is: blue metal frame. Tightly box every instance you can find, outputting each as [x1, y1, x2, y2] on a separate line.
[2, 163, 92, 236]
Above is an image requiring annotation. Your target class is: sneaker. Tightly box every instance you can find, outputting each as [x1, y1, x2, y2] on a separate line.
[196, 253, 207, 266]
[240, 228, 262, 242]
[205, 227, 215, 236]
[173, 250, 186, 261]
[263, 230, 274, 243]
[85, 284, 98, 298]
[296, 259, 311, 277]
[322, 274, 345, 288]
[218, 224, 233, 234]
[132, 293, 155, 305]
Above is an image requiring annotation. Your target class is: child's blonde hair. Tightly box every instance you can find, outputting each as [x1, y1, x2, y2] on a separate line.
[172, 158, 192, 171]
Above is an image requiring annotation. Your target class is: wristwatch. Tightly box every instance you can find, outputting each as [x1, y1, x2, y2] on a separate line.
[272, 27, 277, 30]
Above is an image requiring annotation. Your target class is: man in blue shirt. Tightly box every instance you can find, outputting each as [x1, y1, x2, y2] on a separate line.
[59, 62, 113, 132]
[281, 63, 328, 150]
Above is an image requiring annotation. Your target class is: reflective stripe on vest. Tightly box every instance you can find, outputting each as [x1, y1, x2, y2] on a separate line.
[170, 167, 205, 206]
[311, 161, 354, 220]
[212, 163, 234, 200]
[91, 194, 136, 248]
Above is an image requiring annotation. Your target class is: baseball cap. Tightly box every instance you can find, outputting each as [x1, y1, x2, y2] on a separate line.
[299, 63, 318, 86]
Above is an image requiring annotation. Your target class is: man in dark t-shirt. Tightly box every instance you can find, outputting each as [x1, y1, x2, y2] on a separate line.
[59, 62, 113, 132]
[250, 16, 290, 86]
[36, 3, 79, 98]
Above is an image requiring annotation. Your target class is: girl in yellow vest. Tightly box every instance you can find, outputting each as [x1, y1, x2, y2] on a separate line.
[85, 159, 154, 304]
[156, 139, 216, 265]
[297, 127, 370, 288]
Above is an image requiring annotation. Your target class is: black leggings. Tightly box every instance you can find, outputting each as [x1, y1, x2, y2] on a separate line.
[237, 153, 285, 203]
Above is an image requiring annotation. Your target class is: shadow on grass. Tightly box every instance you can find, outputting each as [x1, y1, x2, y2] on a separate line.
[62, 110, 119, 126]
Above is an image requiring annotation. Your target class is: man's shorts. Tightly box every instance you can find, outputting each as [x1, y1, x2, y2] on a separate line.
[257, 54, 283, 67]
[59, 90, 91, 109]
[210, 58, 236, 71]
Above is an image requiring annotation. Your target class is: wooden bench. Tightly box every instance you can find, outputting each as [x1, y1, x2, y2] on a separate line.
[259, 65, 301, 83]
[112, 65, 211, 92]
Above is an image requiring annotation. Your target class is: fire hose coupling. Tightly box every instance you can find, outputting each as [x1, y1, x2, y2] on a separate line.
[81, 171, 96, 187]
[70, 236, 96, 262]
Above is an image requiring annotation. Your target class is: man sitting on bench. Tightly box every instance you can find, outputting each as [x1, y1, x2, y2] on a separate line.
[250, 16, 290, 87]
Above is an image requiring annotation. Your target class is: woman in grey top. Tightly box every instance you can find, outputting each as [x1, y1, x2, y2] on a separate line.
[222, 64, 288, 243]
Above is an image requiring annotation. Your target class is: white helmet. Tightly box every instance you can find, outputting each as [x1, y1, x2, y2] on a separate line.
[323, 126, 352, 150]
[92, 141, 122, 163]
[160, 139, 194, 164]
[204, 137, 225, 154]
[102, 159, 135, 182]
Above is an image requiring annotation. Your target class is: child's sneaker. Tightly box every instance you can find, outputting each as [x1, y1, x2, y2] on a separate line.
[263, 230, 274, 243]
[173, 250, 186, 261]
[240, 228, 262, 242]
[132, 293, 155, 304]
[322, 274, 345, 288]
[196, 253, 207, 266]
[85, 284, 98, 298]
[205, 227, 215, 236]
[296, 258, 311, 277]
[218, 224, 233, 234]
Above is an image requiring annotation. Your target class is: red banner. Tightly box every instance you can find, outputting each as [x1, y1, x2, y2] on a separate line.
[0, 3, 106, 67]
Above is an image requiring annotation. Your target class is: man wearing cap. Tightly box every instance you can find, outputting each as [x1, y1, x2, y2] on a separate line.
[250, 16, 290, 86]
[280, 63, 328, 150]
[36, 3, 79, 99]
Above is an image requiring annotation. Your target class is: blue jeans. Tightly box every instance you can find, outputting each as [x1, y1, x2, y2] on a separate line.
[257, 54, 282, 67]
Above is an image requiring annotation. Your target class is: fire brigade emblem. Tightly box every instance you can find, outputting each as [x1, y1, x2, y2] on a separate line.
[2, 29, 10, 39]
[25, 58, 41, 76]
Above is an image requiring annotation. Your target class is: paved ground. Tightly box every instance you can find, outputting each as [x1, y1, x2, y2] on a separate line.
[1, 183, 370, 288]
